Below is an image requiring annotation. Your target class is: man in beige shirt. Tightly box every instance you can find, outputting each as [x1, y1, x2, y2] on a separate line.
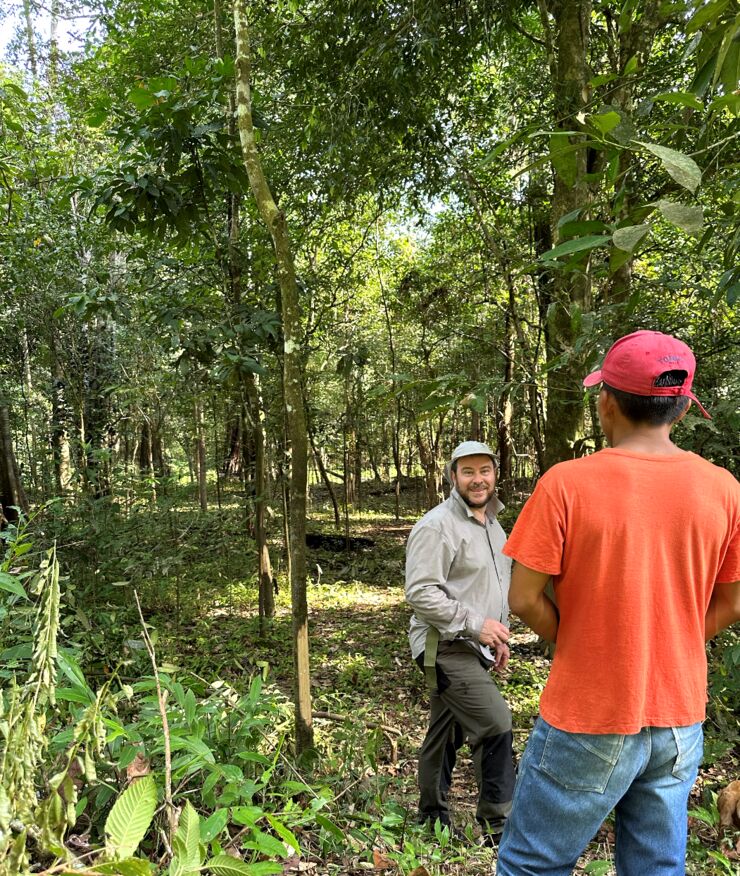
[405, 441, 516, 844]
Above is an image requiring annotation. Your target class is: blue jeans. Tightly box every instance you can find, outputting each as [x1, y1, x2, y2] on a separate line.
[496, 717, 703, 875]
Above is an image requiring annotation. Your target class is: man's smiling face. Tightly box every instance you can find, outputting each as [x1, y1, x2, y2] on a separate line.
[451, 454, 496, 509]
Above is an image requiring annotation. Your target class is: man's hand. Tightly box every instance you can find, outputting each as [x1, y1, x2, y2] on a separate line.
[492, 641, 510, 672]
[479, 617, 510, 648]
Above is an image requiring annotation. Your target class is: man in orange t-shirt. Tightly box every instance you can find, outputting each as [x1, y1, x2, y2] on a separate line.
[496, 331, 740, 876]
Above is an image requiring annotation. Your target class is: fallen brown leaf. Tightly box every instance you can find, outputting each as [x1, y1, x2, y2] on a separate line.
[408, 868, 430, 876]
[372, 849, 394, 870]
[717, 780, 740, 828]
[127, 751, 150, 781]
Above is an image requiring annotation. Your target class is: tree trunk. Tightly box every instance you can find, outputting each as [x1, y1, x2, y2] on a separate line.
[245, 373, 275, 623]
[416, 419, 443, 510]
[195, 399, 208, 511]
[233, 0, 313, 753]
[542, 0, 593, 469]
[49, 333, 72, 496]
[307, 420, 340, 529]
[83, 317, 115, 499]
[0, 404, 29, 523]
[22, 0, 38, 79]
[497, 307, 515, 502]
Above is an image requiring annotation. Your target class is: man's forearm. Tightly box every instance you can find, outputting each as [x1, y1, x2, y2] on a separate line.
[705, 581, 740, 641]
[515, 592, 559, 643]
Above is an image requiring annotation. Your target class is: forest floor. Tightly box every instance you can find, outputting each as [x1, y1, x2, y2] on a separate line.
[118, 480, 739, 876]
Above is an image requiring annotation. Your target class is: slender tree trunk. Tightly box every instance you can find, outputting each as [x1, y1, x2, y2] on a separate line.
[308, 421, 340, 529]
[497, 308, 515, 502]
[22, 0, 38, 79]
[49, 0, 59, 94]
[195, 399, 208, 511]
[50, 333, 72, 496]
[234, 0, 313, 752]
[0, 404, 29, 522]
[245, 373, 275, 623]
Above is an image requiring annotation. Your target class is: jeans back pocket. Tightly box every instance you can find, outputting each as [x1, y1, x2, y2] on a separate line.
[539, 723, 625, 793]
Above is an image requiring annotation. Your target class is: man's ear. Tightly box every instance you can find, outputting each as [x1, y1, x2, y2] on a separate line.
[673, 401, 691, 425]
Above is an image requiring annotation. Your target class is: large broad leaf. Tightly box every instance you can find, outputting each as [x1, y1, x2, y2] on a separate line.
[0, 571, 28, 599]
[104, 775, 157, 859]
[200, 808, 229, 844]
[206, 855, 281, 876]
[93, 860, 153, 876]
[651, 92, 704, 111]
[540, 235, 611, 261]
[658, 201, 704, 234]
[265, 815, 301, 855]
[612, 224, 650, 252]
[589, 111, 621, 135]
[171, 801, 203, 875]
[548, 133, 578, 185]
[638, 142, 702, 194]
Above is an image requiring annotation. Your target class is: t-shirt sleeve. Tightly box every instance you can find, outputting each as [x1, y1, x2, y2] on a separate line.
[716, 518, 740, 583]
[502, 477, 565, 575]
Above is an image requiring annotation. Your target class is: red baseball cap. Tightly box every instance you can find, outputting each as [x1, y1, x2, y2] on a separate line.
[583, 330, 710, 419]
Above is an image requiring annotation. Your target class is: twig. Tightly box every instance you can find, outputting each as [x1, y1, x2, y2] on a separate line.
[312, 710, 401, 735]
[133, 589, 176, 846]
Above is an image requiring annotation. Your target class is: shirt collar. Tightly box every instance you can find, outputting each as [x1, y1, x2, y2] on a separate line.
[451, 487, 504, 522]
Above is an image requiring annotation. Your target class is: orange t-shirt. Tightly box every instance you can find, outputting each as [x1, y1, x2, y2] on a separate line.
[503, 449, 740, 734]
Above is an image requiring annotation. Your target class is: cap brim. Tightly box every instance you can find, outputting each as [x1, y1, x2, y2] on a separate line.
[583, 369, 603, 388]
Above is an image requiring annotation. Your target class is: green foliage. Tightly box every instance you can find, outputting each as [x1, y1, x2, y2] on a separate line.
[104, 775, 158, 860]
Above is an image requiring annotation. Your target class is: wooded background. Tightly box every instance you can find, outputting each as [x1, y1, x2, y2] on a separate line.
[0, 1, 738, 871]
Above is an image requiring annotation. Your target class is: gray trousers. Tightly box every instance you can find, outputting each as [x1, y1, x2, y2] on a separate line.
[417, 640, 516, 831]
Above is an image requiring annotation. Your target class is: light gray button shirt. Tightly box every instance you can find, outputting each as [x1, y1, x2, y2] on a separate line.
[405, 488, 511, 660]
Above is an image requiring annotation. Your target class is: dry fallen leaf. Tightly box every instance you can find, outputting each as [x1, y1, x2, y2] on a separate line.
[408, 867, 430, 876]
[717, 780, 740, 828]
[372, 849, 394, 870]
[127, 751, 151, 781]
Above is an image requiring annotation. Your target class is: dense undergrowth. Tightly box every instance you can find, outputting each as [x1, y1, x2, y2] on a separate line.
[0, 482, 738, 875]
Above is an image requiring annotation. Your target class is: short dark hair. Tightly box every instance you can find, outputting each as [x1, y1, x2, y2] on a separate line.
[603, 370, 690, 426]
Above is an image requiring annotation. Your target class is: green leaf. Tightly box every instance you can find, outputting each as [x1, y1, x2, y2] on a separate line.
[0, 571, 28, 599]
[93, 859, 153, 876]
[231, 805, 263, 827]
[612, 224, 650, 252]
[584, 863, 612, 876]
[651, 92, 704, 111]
[549, 133, 578, 185]
[169, 735, 215, 763]
[687, 0, 730, 33]
[104, 775, 157, 859]
[200, 809, 229, 843]
[184, 689, 196, 725]
[638, 142, 702, 194]
[589, 111, 621, 135]
[172, 801, 203, 873]
[206, 854, 281, 876]
[623, 55, 638, 75]
[314, 813, 344, 839]
[708, 93, 740, 115]
[658, 201, 704, 235]
[265, 815, 301, 855]
[127, 87, 156, 109]
[540, 236, 611, 261]
[244, 829, 285, 857]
